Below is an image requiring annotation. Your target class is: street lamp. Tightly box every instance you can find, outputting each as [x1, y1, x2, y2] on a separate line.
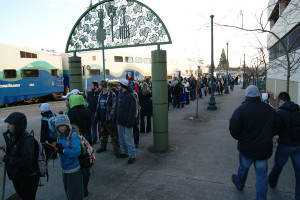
[207, 15, 217, 110]
[224, 41, 229, 94]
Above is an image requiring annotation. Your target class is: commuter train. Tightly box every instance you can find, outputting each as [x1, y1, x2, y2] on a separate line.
[0, 43, 190, 106]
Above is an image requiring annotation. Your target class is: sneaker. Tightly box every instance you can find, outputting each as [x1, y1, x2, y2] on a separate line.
[232, 174, 243, 191]
[128, 158, 136, 164]
[116, 153, 129, 158]
[96, 147, 106, 153]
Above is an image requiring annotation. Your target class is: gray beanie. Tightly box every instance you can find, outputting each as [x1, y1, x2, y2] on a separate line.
[55, 114, 72, 130]
[245, 85, 260, 98]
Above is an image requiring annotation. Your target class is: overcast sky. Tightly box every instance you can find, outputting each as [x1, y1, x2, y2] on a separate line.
[0, 0, 271, 67]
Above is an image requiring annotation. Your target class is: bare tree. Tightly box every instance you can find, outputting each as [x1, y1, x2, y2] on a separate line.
[215, 1, 300, 92]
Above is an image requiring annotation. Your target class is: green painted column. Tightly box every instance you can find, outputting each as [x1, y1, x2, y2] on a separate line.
[68, 53, 83, 91]
[151, 49, 169, 152]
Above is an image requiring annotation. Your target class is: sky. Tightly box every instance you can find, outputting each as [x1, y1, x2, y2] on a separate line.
[0, 0, 271, 68]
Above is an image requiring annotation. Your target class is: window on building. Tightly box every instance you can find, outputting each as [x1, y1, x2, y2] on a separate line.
[114, 56, 123, 62]
[89, 69, 100, 76]
[125, 57, 133, 63]
[21, 69, 39, 78]
[135, 57, 142, 63]
[20, 51, 37, 58]
[3, 69, 17, 79]
[167, 75, 172, 80]
[51, 69, 59, 77]
[105, 69, 110, 75]
[144, 58, 151, 64]
[186, 70, 188, 74]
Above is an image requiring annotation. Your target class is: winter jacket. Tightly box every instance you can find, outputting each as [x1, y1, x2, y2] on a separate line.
[116, 88, 136, 128]
[68, 95, 92, 144]
[229, 97, 277, 160]
[40, 111, 56, 143]
[2, 112, 38, 180]
[276, 101, 300, 146]
[87, 90, 100, 112]
[95, 89, 117, 123]
[57, 130, 81, 173]
[138, 90, 152, 116]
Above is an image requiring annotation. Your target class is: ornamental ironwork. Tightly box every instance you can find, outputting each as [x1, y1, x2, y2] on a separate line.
[65, 0, 172, 52]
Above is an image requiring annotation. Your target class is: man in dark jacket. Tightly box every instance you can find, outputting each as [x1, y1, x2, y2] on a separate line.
[229, 85, 276, 200]
[87, 81, 101, 144]
[116, 79, 137, 164]
[0, 112, 39, 200]
[268, 92, 300, 200]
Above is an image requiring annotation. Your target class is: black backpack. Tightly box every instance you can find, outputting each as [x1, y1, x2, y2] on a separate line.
[284, 107, 300, 141]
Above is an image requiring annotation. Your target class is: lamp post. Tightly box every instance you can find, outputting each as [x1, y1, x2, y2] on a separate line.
[242, 53, 246, 89]
[224, 41, 229, 94]
[207, 15, 217, 110]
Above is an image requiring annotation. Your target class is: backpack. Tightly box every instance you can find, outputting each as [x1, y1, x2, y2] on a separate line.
[41, 113, 57, 140]
[284, 107, 300, 141]
[29, 130, 49, 185]
[69, 132, 95, 168]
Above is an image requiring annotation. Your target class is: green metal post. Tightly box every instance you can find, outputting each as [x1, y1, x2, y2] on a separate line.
[242, 53, 246, 89]
[224, 42, 229, 94]
[68, 52, 83, 91]
[151, 48, 169, 152]
[207, 15, 217, 110]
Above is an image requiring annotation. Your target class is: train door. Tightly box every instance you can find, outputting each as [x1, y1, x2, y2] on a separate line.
[125, 70, 134, 80]
[51, 69, 64, 93]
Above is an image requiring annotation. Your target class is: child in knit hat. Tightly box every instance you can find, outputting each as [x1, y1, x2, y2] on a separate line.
[55, 114, 84, 200]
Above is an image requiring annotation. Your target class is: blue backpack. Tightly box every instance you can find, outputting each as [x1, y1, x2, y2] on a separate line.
[41, 113, 57, 140]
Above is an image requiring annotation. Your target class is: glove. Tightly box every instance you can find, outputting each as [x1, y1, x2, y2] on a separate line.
[56, 143, 64, 154]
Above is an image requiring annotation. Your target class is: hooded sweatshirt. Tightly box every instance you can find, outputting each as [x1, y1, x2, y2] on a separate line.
[229, 85, 277, 160]
[3, 112, 38, 180]
[68, 95, 92, 144]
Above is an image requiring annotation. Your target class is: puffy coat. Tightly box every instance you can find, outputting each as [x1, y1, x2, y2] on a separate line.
[138, 90, 152, 116]
[2, 112, 38, 180]
[230, 97, 277, 160]
[116, 88, 136, 128]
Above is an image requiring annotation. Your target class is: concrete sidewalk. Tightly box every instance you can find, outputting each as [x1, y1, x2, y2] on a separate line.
[1, 85, 296, 200]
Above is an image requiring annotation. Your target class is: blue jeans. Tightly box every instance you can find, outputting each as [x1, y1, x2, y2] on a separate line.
[117, 125, 136, 158]
[269, 145, 300, 200]
[234, 153, 268, 200]
[91, 111, 101, 143]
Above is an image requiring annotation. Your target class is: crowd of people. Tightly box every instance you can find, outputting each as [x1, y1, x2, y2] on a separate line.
[0, 75, 299, 200]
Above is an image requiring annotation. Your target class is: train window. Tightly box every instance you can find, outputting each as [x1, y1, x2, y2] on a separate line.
[20, 51, 26, 58]
[20, 51, 37, 58]
[3, 70, 17, 79]
[51, 69, 59, 77]
[125, 57, 133, 63]
[105, 69, 110, 76]
[144, 58, 151, 64]
[92, 56, 96, 61]
[114, 56, 123, 62]
[135, 57, 142, 63]
[90, 69, 100, 76]
[167, 75, 172, 80]
[32, 53, 37, 58]
[21, 69, 39, 78]
[186, 70, 188, 74]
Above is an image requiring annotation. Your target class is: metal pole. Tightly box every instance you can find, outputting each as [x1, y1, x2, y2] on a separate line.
[102, 41, 106, 80]
[207, 15, 217, 110]
[224, 42, 229, 94]
[242, 53, 246, 89]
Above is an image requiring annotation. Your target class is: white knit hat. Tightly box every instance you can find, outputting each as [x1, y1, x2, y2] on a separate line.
[62, 89, 83, 99]
[118, 79, 129, 88]
[262, 93, 268, 100]
[40, 103, 51, 113]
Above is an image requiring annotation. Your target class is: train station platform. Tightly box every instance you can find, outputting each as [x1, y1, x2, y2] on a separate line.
[0, 85, 296, 200]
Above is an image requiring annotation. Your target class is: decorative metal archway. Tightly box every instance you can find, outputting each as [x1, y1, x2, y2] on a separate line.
[65, 0, 172, 52]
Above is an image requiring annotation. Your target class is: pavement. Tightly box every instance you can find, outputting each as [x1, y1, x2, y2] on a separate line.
[0, 84, 296, 200]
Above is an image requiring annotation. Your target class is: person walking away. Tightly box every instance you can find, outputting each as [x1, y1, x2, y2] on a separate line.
[95, 80, 120, 156]
[268, 92, 300, 200]
[115, 79, 137, 164]
[40, 103, 57, 144]
[68, 95, 92, 144]
[229, 85, 277, 200]
[1, 112, 40, 200]
[138, 82, 152, 133]
[87, 81, 101, 145]
[55, 114, 84, 200]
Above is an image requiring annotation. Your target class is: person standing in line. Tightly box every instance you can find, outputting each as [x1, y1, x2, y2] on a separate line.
[268, 92, 300, 200]
[95, 80, 120, 156]
[55, 114, 84, 200]
[129, 78, 140, 148]
[1, 112, 40, 200]
[138, 82, 152, 133]
[229, 85, 277, 200]
[115, 79, 137, 164]
[184, 79, 190, 105]
[39, 103, 56, 144]
[87, 81, 101, 145]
